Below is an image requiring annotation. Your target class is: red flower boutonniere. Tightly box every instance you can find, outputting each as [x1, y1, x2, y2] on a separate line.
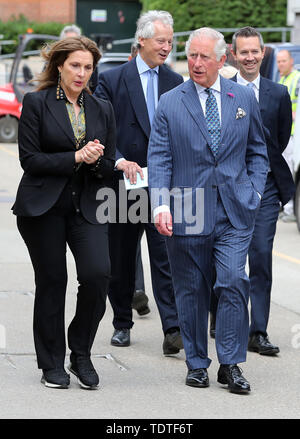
[227, 92, 234, 97]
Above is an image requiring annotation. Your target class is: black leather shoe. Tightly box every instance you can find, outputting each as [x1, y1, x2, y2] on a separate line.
[186, 368, 209, 388]
[132, 290, 150, 315]
[163, 329, 183, 355]
[248, 333, 280, 355]
[209, 312, 216, 339]
[41, 368, 70, 389]
[111, 328, 130, 347]
[68, 353, 99, 389]
[217, 364, 251, 394]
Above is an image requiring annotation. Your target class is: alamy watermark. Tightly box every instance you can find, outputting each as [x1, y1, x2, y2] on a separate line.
[0, 324, 6, 349]
[95, 183, 205, 234]
[291, 323, 300, 349]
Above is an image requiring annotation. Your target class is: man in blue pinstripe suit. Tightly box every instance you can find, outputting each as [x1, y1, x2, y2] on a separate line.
[148, 28, 269, 393]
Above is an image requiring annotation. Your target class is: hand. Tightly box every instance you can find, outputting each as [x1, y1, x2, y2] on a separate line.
[75, 139, 104, 164]
[154, 211, 173, 236]
[116, 159, 143, 184]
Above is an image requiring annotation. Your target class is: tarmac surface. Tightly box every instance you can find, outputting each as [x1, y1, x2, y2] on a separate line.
[0, 142, 300, 422]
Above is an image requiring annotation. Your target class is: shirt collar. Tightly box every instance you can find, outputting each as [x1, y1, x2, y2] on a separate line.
[136, 53, 159, 75]
[193, 74, 221, 95]
[237, 71, 260, 90]
[56, 84, 84, 107]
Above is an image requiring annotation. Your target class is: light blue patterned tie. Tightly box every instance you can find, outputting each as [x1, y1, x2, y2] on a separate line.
[247, 82, 257, 101]
[205, 88, 221, 156]
[147, 69, 156, 125]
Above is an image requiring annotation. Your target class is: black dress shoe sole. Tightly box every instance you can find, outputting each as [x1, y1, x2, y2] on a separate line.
[111, 340, 130, 347]
[186, 380, 209, 388]
[137, 305, 150, 316]
[163, 347, 180, 355]
[217, 376, 250, 394]
[68, 366, 99, 390]
[248, 346, 280, 356]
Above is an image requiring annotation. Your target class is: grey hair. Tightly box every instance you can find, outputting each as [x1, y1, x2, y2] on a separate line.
[60, 24, 81, 40]
[232, 26, 264, 53]
[134, 10, 173, 46]
[185, 27, 227, 61]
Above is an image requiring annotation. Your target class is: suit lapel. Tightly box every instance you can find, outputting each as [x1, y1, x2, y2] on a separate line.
[258, 76, 269, 114]
[124, 59, 150, 138]
[45, 87, 76, 145]
[84, 91, 100, 142]
[181, 79, 212, 147]
[219, 76, 237, 146]
[158, 64, 172, 97]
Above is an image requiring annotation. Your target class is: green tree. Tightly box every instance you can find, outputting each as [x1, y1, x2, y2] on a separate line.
[0, 15, 68, 54]
[139, 0, 288, 42]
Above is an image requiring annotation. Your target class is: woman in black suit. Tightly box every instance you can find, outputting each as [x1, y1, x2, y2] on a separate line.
[13, 36, 116, 389]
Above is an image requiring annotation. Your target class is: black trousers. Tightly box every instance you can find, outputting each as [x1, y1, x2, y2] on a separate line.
[17, 211, 110, 370]
[108, 220, 178, 334]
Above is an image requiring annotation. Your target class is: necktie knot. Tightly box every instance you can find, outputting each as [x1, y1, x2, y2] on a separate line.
[247, 82, 255, 89]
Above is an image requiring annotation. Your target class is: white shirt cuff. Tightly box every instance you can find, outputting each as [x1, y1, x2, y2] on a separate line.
[115, 157, 125, 168]
[153, 205, 170, 219]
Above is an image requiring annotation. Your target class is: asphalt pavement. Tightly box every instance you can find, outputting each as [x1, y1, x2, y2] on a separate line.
[0, 142, 300, 422]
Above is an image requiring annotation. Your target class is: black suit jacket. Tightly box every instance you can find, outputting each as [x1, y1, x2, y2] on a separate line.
[232, 74, 294, 205]
[94, 58, 183, 170]
[13, 86, 116, 224]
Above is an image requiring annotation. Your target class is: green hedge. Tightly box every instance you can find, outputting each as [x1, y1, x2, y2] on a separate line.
[0, 15, 69, 54]
[139, 0, 289, 43]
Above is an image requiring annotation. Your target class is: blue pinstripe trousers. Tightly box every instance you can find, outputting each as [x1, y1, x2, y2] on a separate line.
[166, 195, 254, 370]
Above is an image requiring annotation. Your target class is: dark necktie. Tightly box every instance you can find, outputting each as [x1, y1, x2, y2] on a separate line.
[205, 88, 221, 156]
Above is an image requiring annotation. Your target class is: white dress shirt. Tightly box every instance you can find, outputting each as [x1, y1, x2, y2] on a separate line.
[236, 72, 260, 102]
[116, 54, 159, 167]
[194, 74, 222, 122]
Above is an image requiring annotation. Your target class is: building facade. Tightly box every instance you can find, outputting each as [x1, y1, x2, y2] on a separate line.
[0, 0, 76, 23]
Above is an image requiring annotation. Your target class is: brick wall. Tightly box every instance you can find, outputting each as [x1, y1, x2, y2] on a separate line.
[0, 0, 76, 23]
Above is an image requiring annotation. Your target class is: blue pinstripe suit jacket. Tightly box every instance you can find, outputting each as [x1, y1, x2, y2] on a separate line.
[148, 76, 269, 236]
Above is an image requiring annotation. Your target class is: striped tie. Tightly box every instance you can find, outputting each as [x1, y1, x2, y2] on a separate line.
[205, 88, 221, 156]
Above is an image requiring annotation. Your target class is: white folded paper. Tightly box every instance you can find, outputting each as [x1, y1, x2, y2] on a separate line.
[123, 167, 148, 190]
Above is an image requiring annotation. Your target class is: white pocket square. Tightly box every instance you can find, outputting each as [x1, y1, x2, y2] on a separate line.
[236, 107, 246, 119]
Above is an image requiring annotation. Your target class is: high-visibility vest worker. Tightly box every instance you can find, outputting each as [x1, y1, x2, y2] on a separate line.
[277, 50, 300, 136]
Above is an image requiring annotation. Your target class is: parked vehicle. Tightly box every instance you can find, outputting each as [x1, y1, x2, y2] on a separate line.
[261, 43, 300, 81]
[0, 33, 59, 143]
[98, 52, 129, 73]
